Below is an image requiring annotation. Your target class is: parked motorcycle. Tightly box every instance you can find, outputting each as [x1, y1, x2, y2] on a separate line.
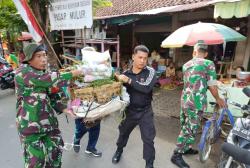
[0, 58, 15, 90]
[218, 87, 250, 168]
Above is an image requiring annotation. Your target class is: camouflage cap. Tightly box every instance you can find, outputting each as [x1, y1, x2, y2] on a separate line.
[23, 43, 46, 62]
[194, 40, 208, 51]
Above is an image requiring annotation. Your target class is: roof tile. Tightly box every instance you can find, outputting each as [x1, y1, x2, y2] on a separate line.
[96, 0, 212, 18]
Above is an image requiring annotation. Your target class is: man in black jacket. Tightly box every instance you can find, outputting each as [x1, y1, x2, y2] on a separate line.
[112, 45, 157, 168]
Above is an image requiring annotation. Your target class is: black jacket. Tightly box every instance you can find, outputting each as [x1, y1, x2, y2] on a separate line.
[124, 66, 157, 109]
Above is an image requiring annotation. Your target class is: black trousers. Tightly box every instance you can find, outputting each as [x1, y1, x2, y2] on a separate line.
[116, 106, 156, 162]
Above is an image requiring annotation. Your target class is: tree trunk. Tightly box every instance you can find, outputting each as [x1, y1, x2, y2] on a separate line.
[30, 1, 44, 30]
[45, 6, 50, 34]
[6, 31, 14, 53]
[30, 1, 60, 68]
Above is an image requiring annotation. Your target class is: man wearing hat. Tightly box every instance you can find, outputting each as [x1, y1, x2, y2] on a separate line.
[15, 43, 83, 168]
[171, 41, 226, 168]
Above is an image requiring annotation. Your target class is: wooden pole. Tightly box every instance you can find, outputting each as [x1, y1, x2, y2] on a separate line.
[0, 34, 4, 57]
[117, 35, 120, 68]
[61, 55, 81, 64]
[26, 3, 62, 67]
[81, 29, 83, 45]
[101, 40, 104, 52]
[83, 27, 86, 47]
[43, 30, 63, 67]
[61, 30, 68, 64]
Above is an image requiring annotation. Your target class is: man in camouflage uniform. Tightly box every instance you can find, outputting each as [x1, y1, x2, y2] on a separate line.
[15, 43, 82, 168]
[171, 41, 226, 168]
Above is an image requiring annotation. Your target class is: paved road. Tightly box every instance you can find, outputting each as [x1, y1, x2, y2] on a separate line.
[0, 89, 217, 168]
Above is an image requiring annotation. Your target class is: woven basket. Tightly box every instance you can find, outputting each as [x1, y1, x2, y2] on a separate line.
[72, 82, 122, 104]
[112, 82, 122, 95]
[94, 82, 122, 104]
[73, 87, 94, 102]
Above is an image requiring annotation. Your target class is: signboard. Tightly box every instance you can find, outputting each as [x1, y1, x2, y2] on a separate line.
[49, 0, 93, 30]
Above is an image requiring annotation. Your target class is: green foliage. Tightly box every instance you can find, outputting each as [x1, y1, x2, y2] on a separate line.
[0, 0, 27, 43]
[93, 0, 112, 10]
[90, 78, 115, 87]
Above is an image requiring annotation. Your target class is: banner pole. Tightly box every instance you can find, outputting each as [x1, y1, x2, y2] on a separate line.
[26, 3, 62, 67]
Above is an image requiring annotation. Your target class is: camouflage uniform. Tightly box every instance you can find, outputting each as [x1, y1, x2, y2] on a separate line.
[15, 64, 72, 168]
[176, 57, 217, 153]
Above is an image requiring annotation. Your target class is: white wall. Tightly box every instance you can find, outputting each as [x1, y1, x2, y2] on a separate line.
[234, 16, 250, 70]
[243, 16, 250, 70]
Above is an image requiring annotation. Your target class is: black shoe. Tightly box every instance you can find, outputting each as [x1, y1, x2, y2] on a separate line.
[85, 148, 102, 157]
[183, 148, 198, 155]
[112, 149, 123, 164]
[145, 160, 154, 168]
[171, 152, 190, 168]
[73, 137, 80, 153]
[73, 144, 80, 153]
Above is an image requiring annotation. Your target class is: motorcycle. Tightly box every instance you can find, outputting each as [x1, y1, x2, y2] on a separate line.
[218, 87, 250, 168]
[0, 58, 15, 90]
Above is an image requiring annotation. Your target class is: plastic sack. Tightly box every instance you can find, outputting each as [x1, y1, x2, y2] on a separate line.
[81, 50, 112, 82]
[74, 97, 127, 121]
[121, 86, 130, 103]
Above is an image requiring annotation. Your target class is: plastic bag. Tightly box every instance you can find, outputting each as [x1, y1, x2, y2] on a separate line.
[121, 86, 130, 104]
[81, 50, 112, 82]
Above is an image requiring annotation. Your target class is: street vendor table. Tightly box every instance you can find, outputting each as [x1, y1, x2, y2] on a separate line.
[206, 80, 249, 117]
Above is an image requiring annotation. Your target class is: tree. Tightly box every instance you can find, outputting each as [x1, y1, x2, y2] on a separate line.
[93, 0, 112, 12]
[0, 0, 27, 52]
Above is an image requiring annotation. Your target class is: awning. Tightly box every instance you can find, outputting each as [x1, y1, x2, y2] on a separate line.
[105, 16, 139, 25]
[118, 18, 139, 26]
[214, 0, 250, 18]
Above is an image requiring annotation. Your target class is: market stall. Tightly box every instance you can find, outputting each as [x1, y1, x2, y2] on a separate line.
[61, 30, 121, 68]
[160, 22, 248, 117]
[206, 85, 249, 117]
[206, 72, 250, 117]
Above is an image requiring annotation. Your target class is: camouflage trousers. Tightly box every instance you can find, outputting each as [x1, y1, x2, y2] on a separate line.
[19, 130, 64, 168]
[175, 108, 203, 153]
